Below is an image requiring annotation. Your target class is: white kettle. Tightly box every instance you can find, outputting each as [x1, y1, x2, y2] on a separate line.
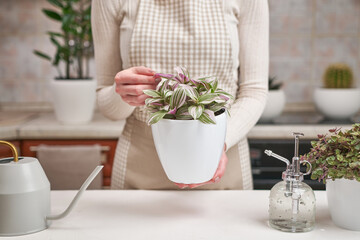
[0, 140, 103, 236]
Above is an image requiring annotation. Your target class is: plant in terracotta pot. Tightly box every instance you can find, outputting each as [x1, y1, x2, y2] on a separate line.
[259, 76, 285, 122]
[33, 0, 95, 124]
[301, 123, 360, 230]
[314, 63, 360, 120]
[143, 66, 233, 184]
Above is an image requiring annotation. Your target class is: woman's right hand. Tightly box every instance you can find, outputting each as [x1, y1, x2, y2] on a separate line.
[114, 66, 157, 106]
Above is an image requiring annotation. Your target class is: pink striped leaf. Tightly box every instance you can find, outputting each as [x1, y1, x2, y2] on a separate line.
[154, 73, 174, 79]
[170, 87, 187, 109]
[168, 107, 177, 115]
[179, 84, 198, 101]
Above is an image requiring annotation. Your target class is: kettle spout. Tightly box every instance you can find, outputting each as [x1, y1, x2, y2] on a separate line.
[46, 165, 103, 220]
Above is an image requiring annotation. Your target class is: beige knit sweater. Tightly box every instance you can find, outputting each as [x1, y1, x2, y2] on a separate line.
[92, 0, 269, 149]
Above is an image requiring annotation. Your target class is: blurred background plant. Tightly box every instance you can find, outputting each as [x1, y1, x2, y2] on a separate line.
[33, 0, 93, 80]
[268, 76, 283, 90]
[323, 63, 353, 89]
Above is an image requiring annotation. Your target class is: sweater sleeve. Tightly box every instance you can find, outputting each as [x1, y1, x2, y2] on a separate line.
[225, 0, 269, 149]
[91, 0, 135, 121]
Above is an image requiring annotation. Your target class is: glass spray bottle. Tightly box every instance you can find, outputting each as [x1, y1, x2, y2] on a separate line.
[265, 132, 315, 232]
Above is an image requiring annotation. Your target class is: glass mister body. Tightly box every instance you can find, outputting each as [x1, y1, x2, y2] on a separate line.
[269, 180, 316, 232]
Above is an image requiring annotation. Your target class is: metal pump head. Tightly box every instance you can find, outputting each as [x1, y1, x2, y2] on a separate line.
[264, 132, 311, 182]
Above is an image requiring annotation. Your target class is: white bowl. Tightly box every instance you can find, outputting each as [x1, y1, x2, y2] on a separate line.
[259, 89, 285, 122]
[314, 88, 360, 120]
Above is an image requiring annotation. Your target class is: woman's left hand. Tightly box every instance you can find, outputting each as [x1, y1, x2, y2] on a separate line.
[174, 145, 228, 189]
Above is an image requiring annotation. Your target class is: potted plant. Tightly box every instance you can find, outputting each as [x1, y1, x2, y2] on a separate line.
[33, 0, 95, 124]
[301, 124, 360, 230]
[314, 63, 360, 120]
[143, 67, 233, 184]
[259, 76, 285, 122]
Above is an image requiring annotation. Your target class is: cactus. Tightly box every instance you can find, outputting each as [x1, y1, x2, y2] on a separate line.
[323, 63, 353, 88]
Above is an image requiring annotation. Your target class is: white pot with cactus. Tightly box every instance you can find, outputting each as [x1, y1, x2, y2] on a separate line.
[143, 67, 233, 184]
[314, 63, 360, 120]
[259, 76, 285, 122]
[34, 0, 96, 124]
[302, 124, 360, 231]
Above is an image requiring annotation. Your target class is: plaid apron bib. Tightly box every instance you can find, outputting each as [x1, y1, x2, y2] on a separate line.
[111, 0, 250, 189]
[129, 0, 234, 122]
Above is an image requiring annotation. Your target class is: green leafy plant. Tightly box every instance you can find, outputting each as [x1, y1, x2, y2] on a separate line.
[301, 124, 360, 183]
[323, 63, 353, 88]
[33, 0, 93, 80]
[268, 76, 283, 90]
[143, 67, 234, 125]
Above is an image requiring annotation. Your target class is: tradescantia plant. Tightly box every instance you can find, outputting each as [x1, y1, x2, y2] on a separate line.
[300, 123, 360, 183]
[143, 67, 234, 125]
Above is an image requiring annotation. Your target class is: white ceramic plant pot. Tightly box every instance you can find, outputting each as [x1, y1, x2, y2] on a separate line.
[326, 178, 360, 231]
[151, 112, 227, 184]
[50, 79, 96, 124]
[314, 88, 360, 120]
[259, 89, 285, 122]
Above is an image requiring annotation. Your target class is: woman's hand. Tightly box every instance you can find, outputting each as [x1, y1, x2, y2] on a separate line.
[175, 144, 228, 189]
[114, 66, 157, 106]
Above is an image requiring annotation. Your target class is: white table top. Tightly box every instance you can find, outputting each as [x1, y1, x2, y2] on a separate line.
[2, 190, 359, 240]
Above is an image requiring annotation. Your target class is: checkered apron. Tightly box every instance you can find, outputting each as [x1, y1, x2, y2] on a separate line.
[111, 0, 252, 189]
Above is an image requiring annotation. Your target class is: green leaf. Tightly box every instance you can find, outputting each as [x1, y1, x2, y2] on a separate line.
[212, 78, 218, 92]
[215, 90, 234, 100]
[326, 156, 336, 165]
[33, 50, 51, 61]
[50, 37, 61, 48]
[145, 97, 162, 106]
[42, 9, 62, 22]
[176, 114, 193, 120]
[188, 105, 204, 120]
[198, 110, 216, 124]
[47, 31, 64, 37]
[143, 89, 161, 98]
[181, 85, 198, 101]
[53, 52, 60, 65]
[208, 103, 226, 113]
[349, 162, 360, 168]
[198, 93, 218, 104]
[47, 0, 63, 8]
[148, 110, 168, 125]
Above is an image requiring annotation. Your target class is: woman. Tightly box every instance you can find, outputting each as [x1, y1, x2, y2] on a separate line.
[91, 0, 269, 190]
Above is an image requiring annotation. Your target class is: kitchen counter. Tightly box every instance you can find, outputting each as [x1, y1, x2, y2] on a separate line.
[2, 190, 359, 240]
[0, 112, 356, 140]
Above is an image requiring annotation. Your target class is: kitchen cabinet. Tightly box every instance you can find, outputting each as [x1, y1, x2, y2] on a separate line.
[21, 139, 118, 187]
[0, 140, 20, 158]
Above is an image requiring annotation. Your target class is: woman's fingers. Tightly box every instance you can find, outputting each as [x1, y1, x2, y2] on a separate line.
[121, 94, 150, 106]
[114, 66, 158, 106]
[175, 145, 228, 189]
[117, 84, 156, 96]
[132, 66, 155, 76]
[115, 66, 156, 85]
[115, 74, 156, 85]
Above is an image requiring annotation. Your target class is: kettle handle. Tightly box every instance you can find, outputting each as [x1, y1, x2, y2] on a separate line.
[0, 141, 18, 162]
